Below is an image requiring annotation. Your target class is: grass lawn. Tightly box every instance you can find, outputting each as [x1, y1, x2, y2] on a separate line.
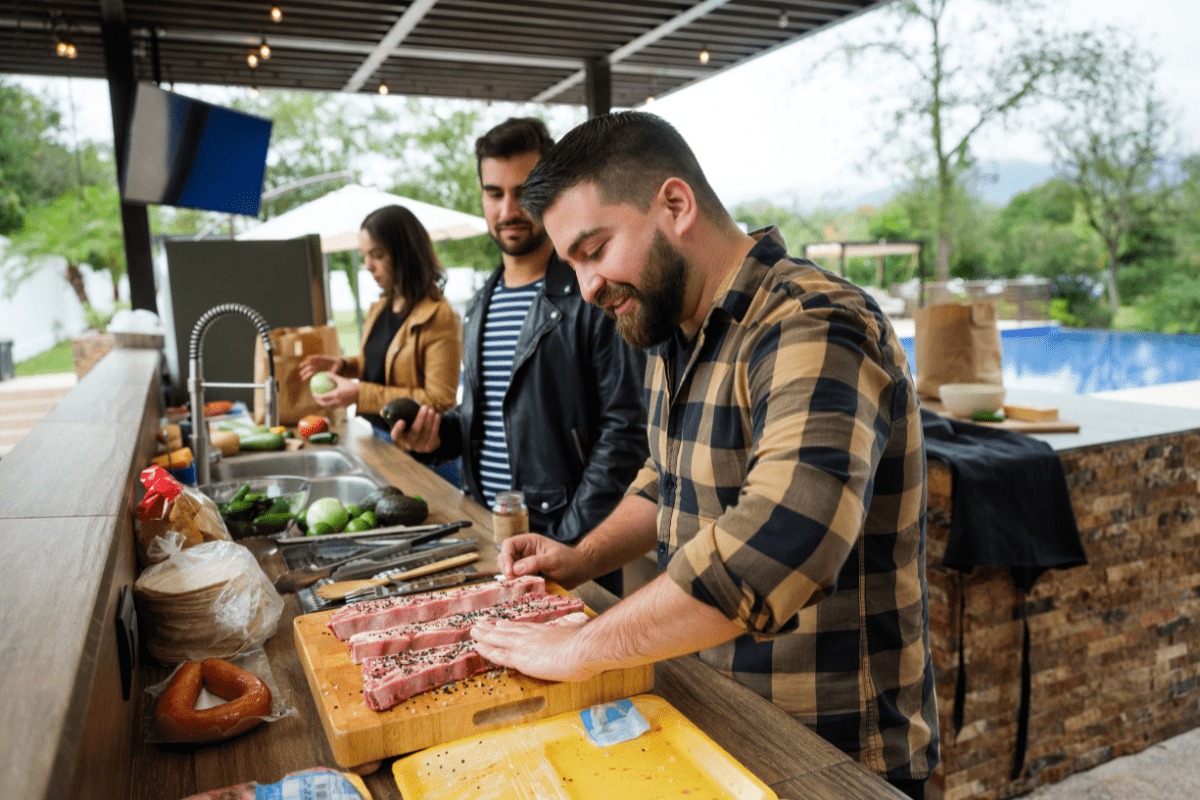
[15, 341, 75, 376]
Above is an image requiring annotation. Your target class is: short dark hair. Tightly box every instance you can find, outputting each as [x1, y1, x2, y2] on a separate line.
[519, 111, 729, 226]
[474, 117, 555, 178]
[360, 205, 445, 310]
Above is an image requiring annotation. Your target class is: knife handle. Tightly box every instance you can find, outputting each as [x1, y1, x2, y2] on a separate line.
[315, 552, 481, 602]
[387, 552, 479, 582]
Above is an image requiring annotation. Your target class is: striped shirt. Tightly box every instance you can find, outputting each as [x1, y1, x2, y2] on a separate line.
[478, 278, 543, 506]
[627, 227, 938, 779]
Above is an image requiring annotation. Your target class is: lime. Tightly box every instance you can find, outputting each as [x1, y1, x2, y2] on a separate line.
[346, 504, 364, 518]
[345, 517, 372, 533]
[308, 521, 333, 537]
[309, 371, 336, 395]
[357, 511, 378, 529]
[305, 497, 349, 533]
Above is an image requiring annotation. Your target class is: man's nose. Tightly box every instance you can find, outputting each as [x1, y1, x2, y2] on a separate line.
[499, 191, 523, 220]
[576, 265, 604, 305]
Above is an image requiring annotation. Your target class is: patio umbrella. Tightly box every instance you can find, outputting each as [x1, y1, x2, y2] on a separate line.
[237, 184, 488, 253]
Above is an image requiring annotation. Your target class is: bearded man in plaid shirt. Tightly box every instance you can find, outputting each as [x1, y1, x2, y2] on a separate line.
[470, 111, 939, 799]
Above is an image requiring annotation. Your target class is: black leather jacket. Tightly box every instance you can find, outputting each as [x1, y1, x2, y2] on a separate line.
[430, 255, 648, 543]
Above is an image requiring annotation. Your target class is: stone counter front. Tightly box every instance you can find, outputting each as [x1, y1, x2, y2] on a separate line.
[927, 428, 1200, 800]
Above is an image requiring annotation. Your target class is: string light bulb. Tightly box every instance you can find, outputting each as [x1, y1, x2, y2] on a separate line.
[259, 40, 271, 59]
[699, 48, 710, 64]
[778, 10, 789, 28]
[56, 40, 69, 56]
[270, 6, 282, 22]
[247, 52, 259, 68]
[378, 83, 389, 95]
[251, 85, 260, 98]
[66, 43, 77, 58]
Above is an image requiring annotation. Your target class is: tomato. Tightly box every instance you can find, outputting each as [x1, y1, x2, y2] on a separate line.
[298, 415, 330, 438]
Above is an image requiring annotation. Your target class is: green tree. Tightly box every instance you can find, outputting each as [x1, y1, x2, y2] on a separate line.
[5, 183, 126, 313]
[1, 79, 66, 233]
[825, 0, 1097, 283]
[1045, 31, 1174, 309]
[993, 179, 1099, 280]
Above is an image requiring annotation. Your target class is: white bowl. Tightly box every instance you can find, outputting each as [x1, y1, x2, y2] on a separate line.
[939, 383, 1006, 417]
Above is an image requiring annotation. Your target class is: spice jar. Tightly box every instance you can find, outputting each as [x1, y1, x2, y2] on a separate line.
[491, 490, 529, 547]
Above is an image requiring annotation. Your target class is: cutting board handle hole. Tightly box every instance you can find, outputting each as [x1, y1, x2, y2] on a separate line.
[472, 696, 546, 727]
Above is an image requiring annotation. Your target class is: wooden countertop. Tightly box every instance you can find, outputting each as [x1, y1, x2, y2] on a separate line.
[130, 416, 905, 800]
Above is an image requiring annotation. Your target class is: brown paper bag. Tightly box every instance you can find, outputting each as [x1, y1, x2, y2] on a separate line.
[913, 301, 1003, 400]
[253, 325, 344, 424]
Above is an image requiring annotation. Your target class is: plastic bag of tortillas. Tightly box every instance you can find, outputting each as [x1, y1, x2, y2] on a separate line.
[134, 537, 284, 664]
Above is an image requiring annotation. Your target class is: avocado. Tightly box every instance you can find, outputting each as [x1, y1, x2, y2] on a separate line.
[362, 485, 404, 513]
[380, 397, 421, 430]
[374, 494, 428, 526]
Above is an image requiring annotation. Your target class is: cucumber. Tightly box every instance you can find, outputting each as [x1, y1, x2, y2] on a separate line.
[253, 512, 295, 525]
[238, 431, 285, 451]
[307, 431, 338, 445]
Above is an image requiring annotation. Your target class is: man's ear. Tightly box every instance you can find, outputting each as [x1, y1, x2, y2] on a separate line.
[657, 177, 698, 237]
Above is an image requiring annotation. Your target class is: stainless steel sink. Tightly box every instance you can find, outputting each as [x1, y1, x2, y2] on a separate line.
[208, 448, 359, 481]
[308, 474, 385, 506]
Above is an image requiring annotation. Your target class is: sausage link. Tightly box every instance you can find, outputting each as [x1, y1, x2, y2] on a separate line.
[155, 658, 272, 743]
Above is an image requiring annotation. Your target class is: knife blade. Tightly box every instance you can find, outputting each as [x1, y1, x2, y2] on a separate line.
[328, 539, 478, 581]
[272, 519, 474, 546]
[344, 570, 499, 603]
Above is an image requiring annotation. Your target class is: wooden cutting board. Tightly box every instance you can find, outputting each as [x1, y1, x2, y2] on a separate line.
[293, 582, 655, 770]
[923, 399, 1081, 433]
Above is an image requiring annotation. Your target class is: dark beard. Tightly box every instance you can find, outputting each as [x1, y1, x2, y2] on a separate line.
[489, 222, 548, 257]
[594, 232, 688, 349]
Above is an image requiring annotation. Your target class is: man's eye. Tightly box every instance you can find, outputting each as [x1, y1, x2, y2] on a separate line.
[586, 244, 605, 261]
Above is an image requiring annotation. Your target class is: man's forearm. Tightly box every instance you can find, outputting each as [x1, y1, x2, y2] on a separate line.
[572, 572, 744, 674]
[576, 494, 658, 581]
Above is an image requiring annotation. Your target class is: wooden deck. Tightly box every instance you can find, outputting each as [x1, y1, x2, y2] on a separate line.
[0, 373, 77, 457]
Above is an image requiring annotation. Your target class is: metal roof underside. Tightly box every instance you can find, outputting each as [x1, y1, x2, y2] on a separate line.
[2, 1, 888, 108]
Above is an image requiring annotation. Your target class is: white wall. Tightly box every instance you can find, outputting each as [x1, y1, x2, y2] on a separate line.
[0, 239, 127, 362]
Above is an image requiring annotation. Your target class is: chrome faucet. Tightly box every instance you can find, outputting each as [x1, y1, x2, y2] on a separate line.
[188, 303, 278, 485]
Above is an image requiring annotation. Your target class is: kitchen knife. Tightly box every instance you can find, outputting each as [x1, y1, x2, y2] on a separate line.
[318, 552, 482, 601]
[326, 539, 477, 582]
[344, 570, 499, 603]
[272, 520, 473, 546]
[271, 522, 464, 594]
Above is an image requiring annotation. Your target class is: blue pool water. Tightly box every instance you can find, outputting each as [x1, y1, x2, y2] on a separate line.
[899, 327, 1200, 394]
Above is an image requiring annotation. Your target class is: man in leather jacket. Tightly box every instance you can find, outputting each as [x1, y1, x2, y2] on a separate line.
[392, 117, 647, 596]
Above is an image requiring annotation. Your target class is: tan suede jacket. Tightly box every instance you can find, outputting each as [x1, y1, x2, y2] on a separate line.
[340, 292, 462, 415]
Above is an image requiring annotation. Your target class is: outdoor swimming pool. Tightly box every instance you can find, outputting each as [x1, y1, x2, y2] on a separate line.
[899, 327, 1200, 394]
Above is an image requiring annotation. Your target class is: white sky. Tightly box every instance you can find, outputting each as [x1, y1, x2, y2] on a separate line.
[14, 0, 1200, 210]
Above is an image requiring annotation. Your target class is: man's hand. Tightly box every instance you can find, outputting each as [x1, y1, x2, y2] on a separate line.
[299, 354, 341, 382]
[390, 404, 441, 452]
[471, 614, 595, 682]
[311, 371, 359, 408]
[498, 533, 593, 590]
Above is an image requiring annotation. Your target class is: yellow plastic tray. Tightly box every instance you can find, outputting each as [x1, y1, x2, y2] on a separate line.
[392, 694, 777, 800]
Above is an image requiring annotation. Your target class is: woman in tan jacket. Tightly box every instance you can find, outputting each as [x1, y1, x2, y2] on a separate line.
[300, 205, 462, 432]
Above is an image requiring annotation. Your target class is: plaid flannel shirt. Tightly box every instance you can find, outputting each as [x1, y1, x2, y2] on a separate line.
[627, 227, 939, 779]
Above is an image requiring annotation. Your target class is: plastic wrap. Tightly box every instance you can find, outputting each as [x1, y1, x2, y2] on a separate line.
[142, 649, 295, 744]
[174, 766, 372, 800]
[134, 537, 284, 664]
[135, 465, 230, 567]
